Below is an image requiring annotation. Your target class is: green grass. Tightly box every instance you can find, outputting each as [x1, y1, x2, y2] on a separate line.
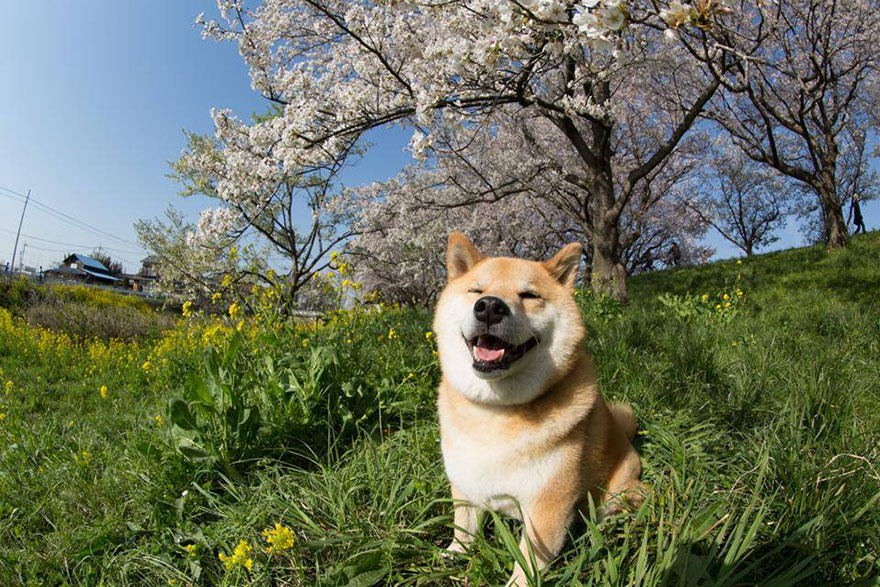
[1, 234, 878, 586]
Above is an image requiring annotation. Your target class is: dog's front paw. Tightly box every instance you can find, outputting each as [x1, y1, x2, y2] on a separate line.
[505, 568, 528, 587]
[441, 540, 468, 558]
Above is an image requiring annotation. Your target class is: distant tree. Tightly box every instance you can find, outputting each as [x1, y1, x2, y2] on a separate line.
[350, 168, 577, 306]
[89, 251, 124, 276]
[679, 145, 791, 257]
[134, 205, 264, 302]
[693, 0, 880, 249]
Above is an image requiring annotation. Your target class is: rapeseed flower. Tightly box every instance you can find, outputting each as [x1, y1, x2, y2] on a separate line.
[4, 381, 12, 394]
[425, 331, 434, 340]
[263, 523, 295, 554]
[229, 302, 241, 319]
[99, 385, 108, 399]
[219, 539, 253, 572]
[182, 301, 193, 317]
[212, 292, 222, 304]
[387, 327, 397, 340]
[155, 414, 164, 425]
[183, 544, 197, 557]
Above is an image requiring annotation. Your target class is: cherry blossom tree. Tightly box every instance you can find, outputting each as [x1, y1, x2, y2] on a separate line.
[678, 143, 791, 257]
[134, 205, 264, 301]
[170, 130, 370, 303]
[689, 0, 880, 249]
[350, 167, 578, 305]
[192, 0, 734, 302]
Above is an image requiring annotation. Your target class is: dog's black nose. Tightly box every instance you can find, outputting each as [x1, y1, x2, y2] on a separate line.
[473, 296, 509, 325]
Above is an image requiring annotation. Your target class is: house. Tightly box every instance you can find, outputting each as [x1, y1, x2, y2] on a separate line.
[124, 255, 161, 293]
[48, 254, 122, 284]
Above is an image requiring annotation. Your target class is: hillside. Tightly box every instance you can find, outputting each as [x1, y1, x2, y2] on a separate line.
[0, 236, 877, 585]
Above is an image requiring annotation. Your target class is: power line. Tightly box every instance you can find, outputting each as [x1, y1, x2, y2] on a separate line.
[0, 227, 144, 255]
[18, 241, 140, 264]
[0, 184, 148, 252]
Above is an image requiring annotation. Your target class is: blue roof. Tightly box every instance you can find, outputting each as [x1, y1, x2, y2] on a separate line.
[72, 254, 109, 272]
[82, 268, 120, 282]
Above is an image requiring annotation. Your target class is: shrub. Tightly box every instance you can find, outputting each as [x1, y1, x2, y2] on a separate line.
[0, 277, 37, 313]
[26, 300, 176, 341]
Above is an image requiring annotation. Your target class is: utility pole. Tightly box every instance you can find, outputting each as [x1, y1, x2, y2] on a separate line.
[9, 189, 30, 283]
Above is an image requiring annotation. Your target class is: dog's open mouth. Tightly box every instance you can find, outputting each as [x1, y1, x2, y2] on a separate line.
[465, 334, 539, 372]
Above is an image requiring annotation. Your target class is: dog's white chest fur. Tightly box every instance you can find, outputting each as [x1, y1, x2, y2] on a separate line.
[441, 425, 565, 518]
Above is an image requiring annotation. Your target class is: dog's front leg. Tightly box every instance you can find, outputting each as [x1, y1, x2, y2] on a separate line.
[506, 496, 575, 587]
[446, 483, 481, 554]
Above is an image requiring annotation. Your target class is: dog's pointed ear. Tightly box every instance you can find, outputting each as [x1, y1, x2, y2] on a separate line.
[544, 243, 582, 288]
[447, 232, 482, 281]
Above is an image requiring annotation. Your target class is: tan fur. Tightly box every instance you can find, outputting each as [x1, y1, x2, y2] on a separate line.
[434, 233, 645, 586]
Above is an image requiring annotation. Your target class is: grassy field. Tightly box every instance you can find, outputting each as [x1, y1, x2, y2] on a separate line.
[0, 234, 878, 586]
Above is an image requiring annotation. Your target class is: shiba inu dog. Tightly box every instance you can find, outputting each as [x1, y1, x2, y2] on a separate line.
[434, 233, 645, 586]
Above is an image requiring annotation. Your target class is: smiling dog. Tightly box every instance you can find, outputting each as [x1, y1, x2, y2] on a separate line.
[434, 233, 644, 586]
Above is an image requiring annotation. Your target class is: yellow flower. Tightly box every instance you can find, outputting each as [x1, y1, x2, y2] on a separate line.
[387, 327, 396, 340]
[142, 361, 152, 372]
[301, 338, 309, 348]
[4, 381, 12, 394]
[99, 385, 108, 400]
[700, 294, 708, 302]
[221, 274, 233, 288]
[263, 523, 295, 554]
[74, 450, 91, 465]
[736, 259, 742, 265]
[725, 302, 731, 308]
[0, 413, 5, 422]
[736, 288, 743, 297]
[425, 331, 434, 340]
[182, 301, 193, 317]
[219, 540, 253, 572]
[211, 292, 222, 304]
[155, 414, 163, 425]
[228, 302, 241, 319]
[183, 544, 197, 557]
[715, 304, 722, 310]
[723, 293, 730, 300]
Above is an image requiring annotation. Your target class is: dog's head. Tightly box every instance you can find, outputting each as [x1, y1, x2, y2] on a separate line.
[433, 233, 585, 406]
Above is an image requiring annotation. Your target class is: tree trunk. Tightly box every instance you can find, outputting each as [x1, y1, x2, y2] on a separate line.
[817, 177, 848, 249]
[590, 199, 627, 302]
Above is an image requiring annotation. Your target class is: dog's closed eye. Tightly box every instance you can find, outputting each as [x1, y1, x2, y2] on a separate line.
[519, 291, 540, 300]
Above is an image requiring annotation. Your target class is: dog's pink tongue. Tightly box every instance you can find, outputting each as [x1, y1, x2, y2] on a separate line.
[475, 345, 504, 362]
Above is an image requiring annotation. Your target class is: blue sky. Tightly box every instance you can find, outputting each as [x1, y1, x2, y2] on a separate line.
[0, 2, 876, 273]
